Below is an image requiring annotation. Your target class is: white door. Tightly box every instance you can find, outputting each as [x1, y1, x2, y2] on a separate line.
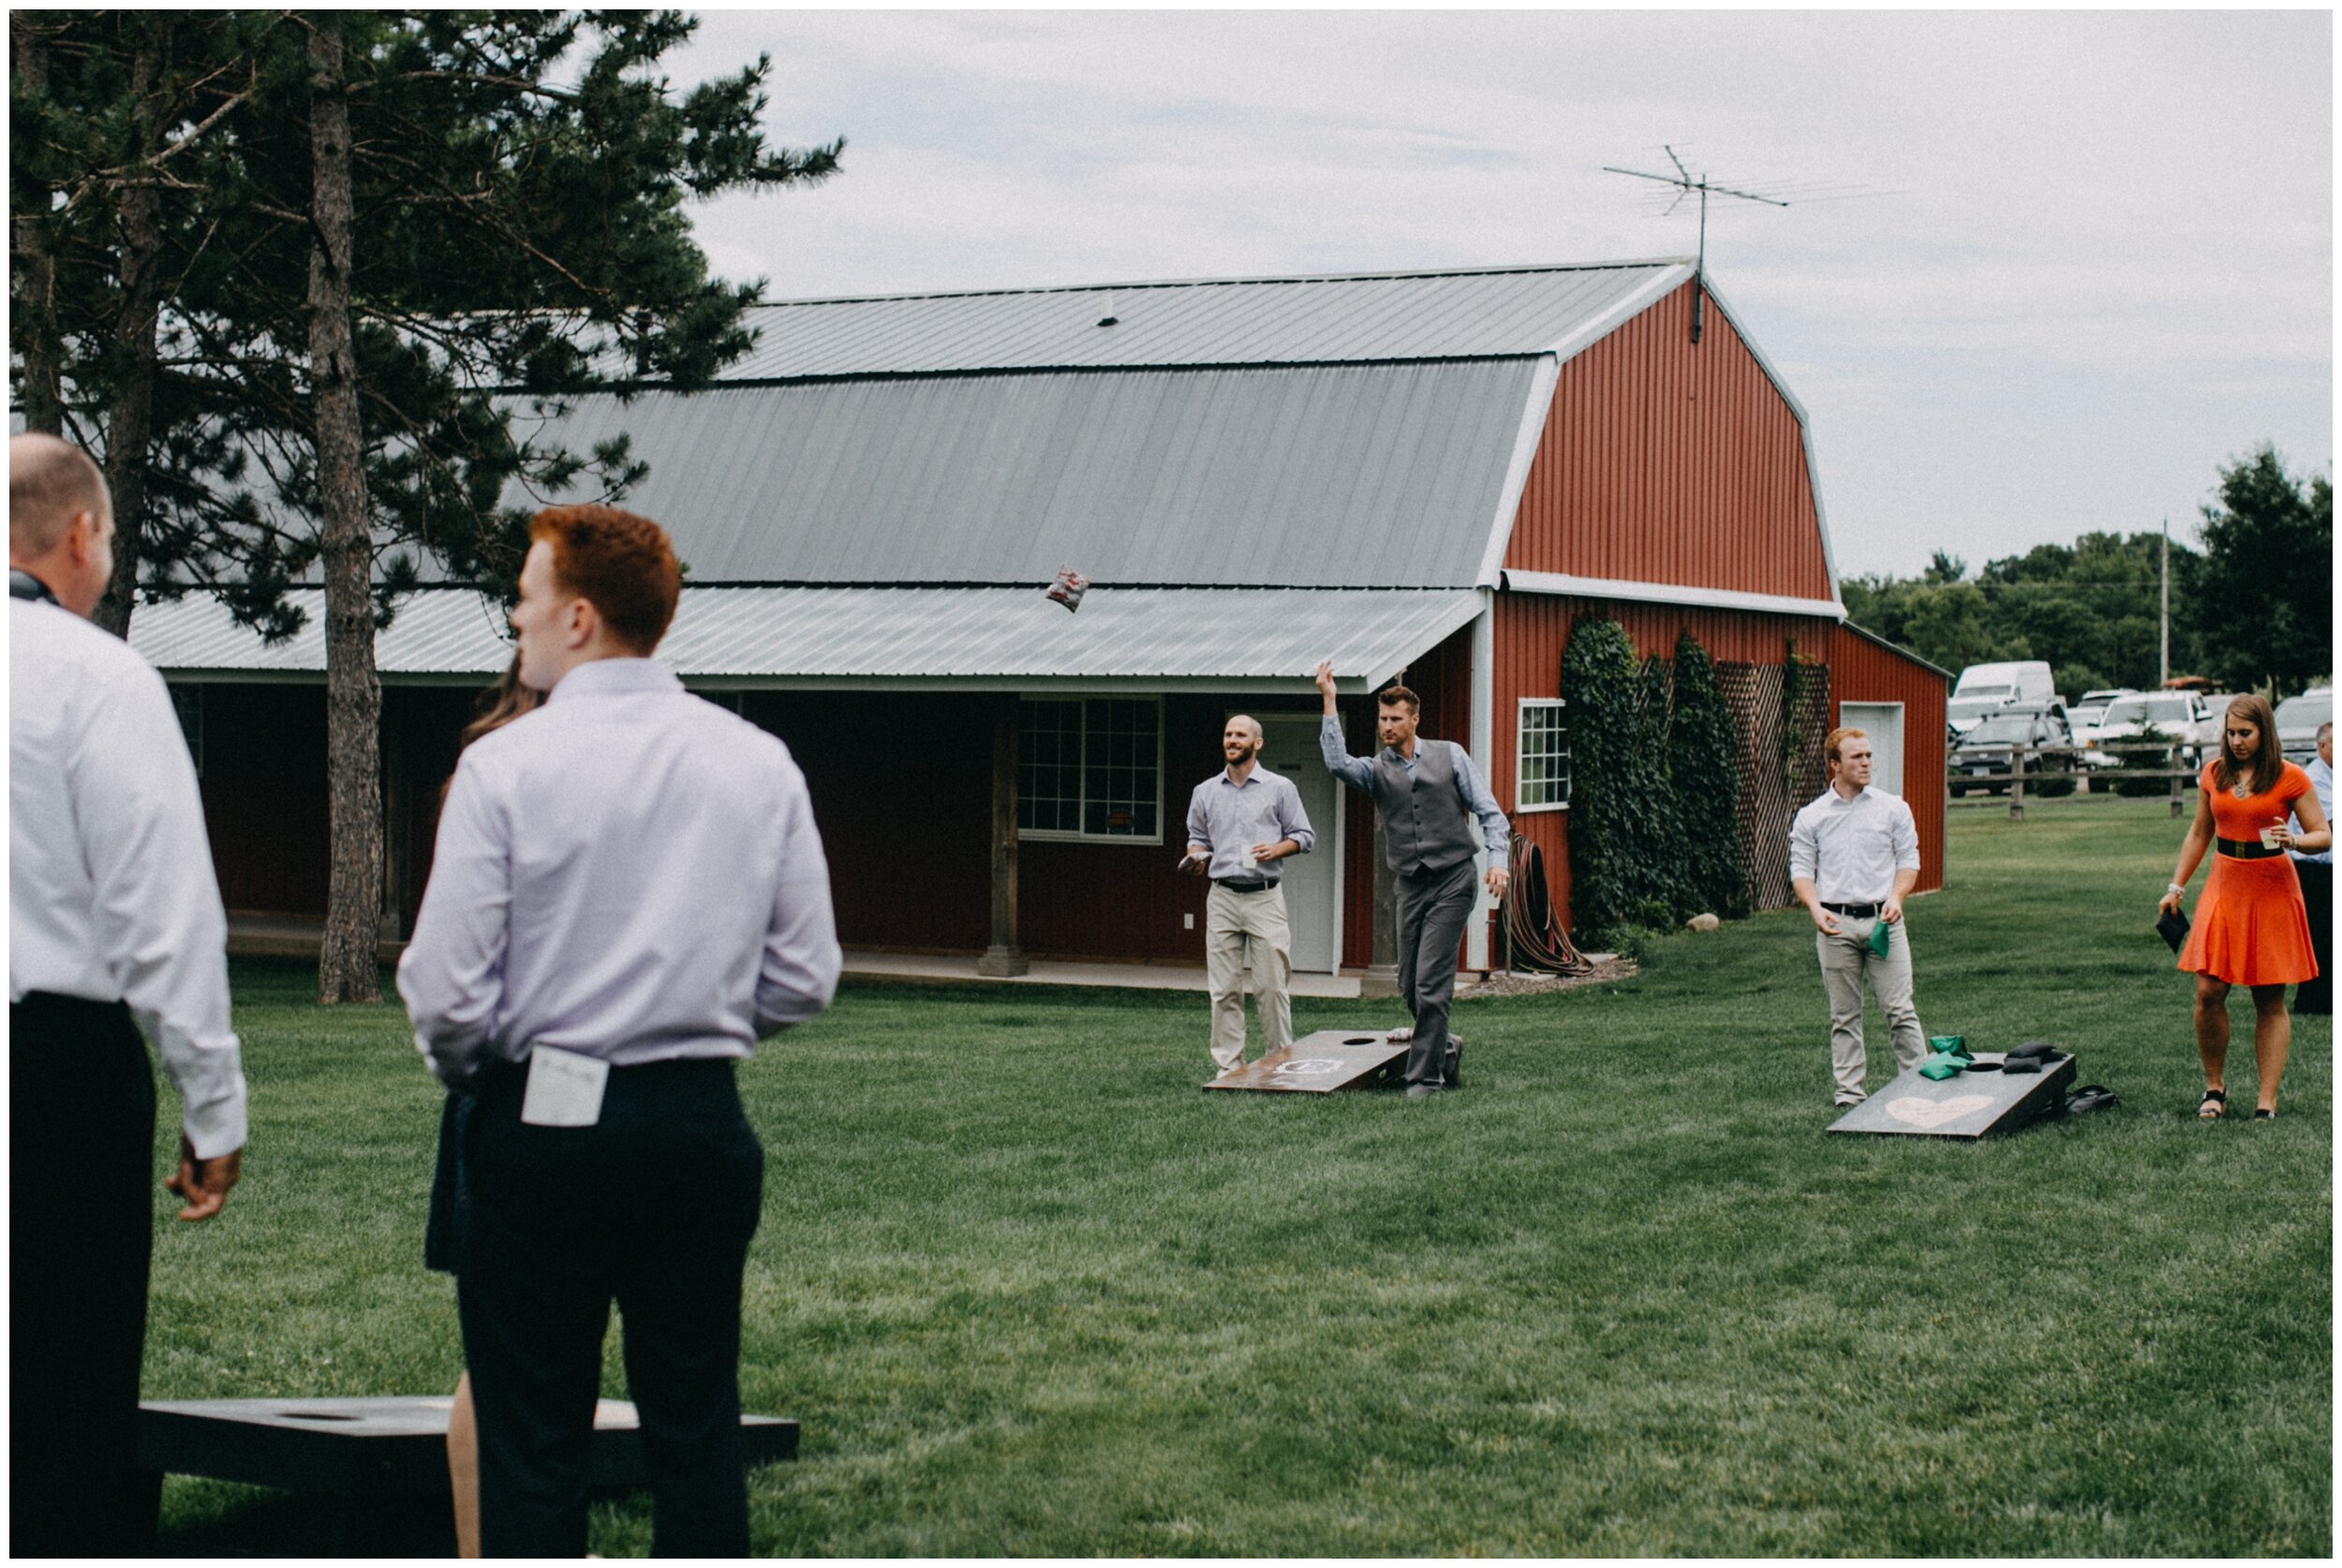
[1256, 715, 1341, 972]
[1839, 702, 1905, 796]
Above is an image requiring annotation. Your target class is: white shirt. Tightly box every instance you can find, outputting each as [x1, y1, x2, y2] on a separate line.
[10, 596, 248, 1157]
[397, 658, 841, 1081]
[2290, 755, 2333, 866]
[1788, 783, 1921, 904]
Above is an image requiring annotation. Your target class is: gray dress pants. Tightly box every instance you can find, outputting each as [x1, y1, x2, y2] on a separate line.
[1395, 858, 1478, 1087]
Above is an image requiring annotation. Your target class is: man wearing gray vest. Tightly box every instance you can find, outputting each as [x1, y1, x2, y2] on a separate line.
[1316, 661, 1511, 1098]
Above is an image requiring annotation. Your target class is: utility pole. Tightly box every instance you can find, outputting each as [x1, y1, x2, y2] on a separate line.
[2158, 518, 2170, 688]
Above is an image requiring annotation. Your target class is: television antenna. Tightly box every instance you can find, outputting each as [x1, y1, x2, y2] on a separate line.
[1602, 145, 1789, 345]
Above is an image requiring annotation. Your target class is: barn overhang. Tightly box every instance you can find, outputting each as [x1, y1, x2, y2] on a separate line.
[131, 584, 1487, 696]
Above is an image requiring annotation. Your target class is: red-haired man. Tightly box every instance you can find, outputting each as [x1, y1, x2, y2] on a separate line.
[400, 505, 840, 1555]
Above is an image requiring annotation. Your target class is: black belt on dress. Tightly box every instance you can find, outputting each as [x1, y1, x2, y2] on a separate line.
[1213, 879, 1276, 893]
[2216, 837, 2282, 861]
[1822, 900, 1883, 918]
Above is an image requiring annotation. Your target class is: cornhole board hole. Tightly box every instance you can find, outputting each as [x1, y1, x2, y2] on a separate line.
[1203, 1028, 1410, 1093]
[136, 1396, 797, 1499]
[1828, 1052, 2076, 1140]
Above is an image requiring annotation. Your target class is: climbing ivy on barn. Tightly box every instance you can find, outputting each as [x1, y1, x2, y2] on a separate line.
[1669, 630, 1750, 919]
[1561, 618, 1681, 940]
[1562, 618, 1752, 941]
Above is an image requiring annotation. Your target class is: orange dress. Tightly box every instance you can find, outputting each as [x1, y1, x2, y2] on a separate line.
[2177, 761, 2319, 986]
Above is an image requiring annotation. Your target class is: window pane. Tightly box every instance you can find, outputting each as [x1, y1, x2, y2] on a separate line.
[1018, 700, 1084, 832]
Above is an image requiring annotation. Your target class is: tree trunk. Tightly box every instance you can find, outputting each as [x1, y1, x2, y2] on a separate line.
[8, 14, 64, 435]
[309, 20, 382, 1004]
[93, 37, 166, 639]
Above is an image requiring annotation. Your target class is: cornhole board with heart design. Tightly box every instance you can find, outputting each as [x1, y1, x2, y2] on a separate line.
[135, 1396, 797, 1498]
[1828, 1052, 2077, 1139]
[1202, 1028, 1411, 1093]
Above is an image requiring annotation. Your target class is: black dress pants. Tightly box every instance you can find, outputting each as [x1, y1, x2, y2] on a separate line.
[457, 1057, 764, 1558]
[10, 992, 159, 1558]
[1394, 858, 1479, 1087]
[2295, 860, 2332, 1014]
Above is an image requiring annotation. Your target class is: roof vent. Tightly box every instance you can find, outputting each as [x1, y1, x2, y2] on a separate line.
[1096, 315, 1119, 328]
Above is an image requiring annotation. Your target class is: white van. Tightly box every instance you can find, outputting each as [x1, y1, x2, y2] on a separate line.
[1953, 660, 2058, 708]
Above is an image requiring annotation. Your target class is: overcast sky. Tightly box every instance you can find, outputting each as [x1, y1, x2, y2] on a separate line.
[661, 7, 2331, 580]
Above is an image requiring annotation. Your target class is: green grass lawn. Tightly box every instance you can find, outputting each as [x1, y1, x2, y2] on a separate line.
[147, 797, 2329, 1555]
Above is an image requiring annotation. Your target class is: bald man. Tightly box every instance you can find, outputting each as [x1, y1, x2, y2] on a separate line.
[10, 433, 247, 1553]
[1182, 715, 1314, 1075]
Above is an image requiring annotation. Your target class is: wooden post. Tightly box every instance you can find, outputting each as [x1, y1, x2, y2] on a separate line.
[976, 698, 1029, 977]
[2168, 740, 2184, 819]
[2008, 741, 2025, 822]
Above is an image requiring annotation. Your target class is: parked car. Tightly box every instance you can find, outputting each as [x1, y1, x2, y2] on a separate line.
[1953, 659, 2058, 708]
[1950, 708, 2075, 796]
[1947, 694, 2011, 737]
[2275, 686, 2333, 763]
[2083, 691, 2204, 771]
[2068, 687, 2136, 747]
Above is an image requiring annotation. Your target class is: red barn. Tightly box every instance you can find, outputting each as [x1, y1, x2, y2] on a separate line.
[133, 259, 1945, 981]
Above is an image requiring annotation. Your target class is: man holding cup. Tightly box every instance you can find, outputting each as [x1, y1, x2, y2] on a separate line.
[1181, 715, 1313, 1075]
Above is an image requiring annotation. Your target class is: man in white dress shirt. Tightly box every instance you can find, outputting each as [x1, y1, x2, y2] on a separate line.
[1789, 726, 1929, 1108]
[399, 504, 840, 1556]
[2289, 720, 2333, 1015]
[1181, 715, 1314, 1075]
[9, 433, 248, 1553]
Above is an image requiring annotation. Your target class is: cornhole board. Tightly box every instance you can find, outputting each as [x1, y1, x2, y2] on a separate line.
[135, 1396, 797, 1499]
[1202, 1028, 1410, 1093]
[1828, 1052, 2076, 1140]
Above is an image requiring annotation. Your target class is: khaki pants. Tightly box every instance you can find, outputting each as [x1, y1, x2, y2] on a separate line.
[1206, 883, 1294, 1072]
[1816, 916, 1927, 1103]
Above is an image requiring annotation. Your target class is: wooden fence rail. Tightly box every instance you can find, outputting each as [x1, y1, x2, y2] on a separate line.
[1947, 738, 2198, 821]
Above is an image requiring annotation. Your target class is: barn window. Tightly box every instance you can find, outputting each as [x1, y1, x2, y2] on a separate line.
[1516, 697, 1569, 811]
[1017, 697, 1163, 842]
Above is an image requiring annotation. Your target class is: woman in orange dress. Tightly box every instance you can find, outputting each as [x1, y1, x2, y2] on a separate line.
[2160, 695, 2331, 1118]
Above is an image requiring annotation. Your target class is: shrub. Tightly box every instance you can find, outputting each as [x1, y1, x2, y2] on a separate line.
[2112, 722, 2187, 797]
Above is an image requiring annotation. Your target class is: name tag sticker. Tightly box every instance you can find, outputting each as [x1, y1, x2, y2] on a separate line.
[521, 1046, 609, 1128]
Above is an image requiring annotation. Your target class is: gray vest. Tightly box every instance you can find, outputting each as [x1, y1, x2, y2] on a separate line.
[1370, 741, 1481, 875]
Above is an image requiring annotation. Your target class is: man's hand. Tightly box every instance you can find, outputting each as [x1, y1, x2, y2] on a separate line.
[165, 1136, 241, 1222]
[1485, 866, 1509, 900]
[1249, 841, 1282, 865]
[1179, 848, 1210, 877]
[1313, 659, 1338, 714]
[1808, 904, 1842, 937]
[1881, 895, 1905, 925]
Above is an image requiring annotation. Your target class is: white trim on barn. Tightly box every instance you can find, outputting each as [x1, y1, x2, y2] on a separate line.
[1499, 570, 1846, 622]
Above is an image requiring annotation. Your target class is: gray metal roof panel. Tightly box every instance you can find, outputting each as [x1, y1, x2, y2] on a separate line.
[132, 585, 1485, 688]
[527, 361, 1542, 588]
[719, 261, 1692, 378]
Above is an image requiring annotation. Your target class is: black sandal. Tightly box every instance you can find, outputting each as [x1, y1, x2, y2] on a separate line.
[2253, 1107, 2275, 1120]
[2198, 1088, 2227, 1119]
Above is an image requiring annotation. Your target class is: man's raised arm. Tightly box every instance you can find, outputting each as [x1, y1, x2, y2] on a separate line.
[1314, 660, 1373, 789]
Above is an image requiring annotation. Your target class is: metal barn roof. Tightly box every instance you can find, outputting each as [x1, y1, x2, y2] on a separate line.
[133, 584, 1485, 692]
[526, 361, 1544, 588]
[715, 259, 1695, 378]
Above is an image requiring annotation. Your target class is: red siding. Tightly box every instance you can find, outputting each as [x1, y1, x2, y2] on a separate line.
[1821, 625, 1949, 892]
[1504, 281, 1831, 600]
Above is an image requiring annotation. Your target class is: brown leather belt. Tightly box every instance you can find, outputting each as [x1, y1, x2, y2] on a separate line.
[2216, 836, 2282, 860]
